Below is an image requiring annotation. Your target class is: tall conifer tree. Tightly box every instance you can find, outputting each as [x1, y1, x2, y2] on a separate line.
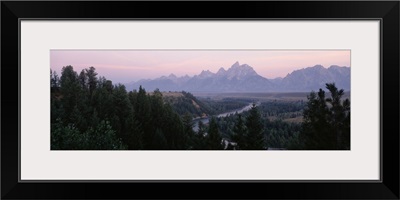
[245, 104, 265, 150]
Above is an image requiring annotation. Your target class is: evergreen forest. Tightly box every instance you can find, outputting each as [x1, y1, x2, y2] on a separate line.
[51, 66, 350, 150]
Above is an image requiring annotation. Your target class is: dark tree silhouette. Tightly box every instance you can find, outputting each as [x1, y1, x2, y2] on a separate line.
[52, 66, 349, 151]
[232, 114, 247, 150]
[207, 117, 223, 150]
[85, 66, 98, 96]
[194, 120, 207, 150]
[245, 104, 265, 150]
[300, 83, 350, 150]
[182, 113, 195, 149]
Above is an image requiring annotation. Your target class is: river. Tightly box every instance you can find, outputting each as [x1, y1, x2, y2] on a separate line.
[192, 102, 260, 132]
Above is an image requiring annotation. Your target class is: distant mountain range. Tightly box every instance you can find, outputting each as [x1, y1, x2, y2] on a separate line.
[125, 62, 350, 92]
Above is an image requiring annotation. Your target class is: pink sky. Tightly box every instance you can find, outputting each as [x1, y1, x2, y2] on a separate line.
[50, 50, 350, 84]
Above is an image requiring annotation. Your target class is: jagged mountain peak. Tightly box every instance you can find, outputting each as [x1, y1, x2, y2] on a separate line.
[198, 69, 214, 78]
[290, 65, 325, 74]
[229, 62, 254, 70]
[168, 73, 177, 79]
[216, 67, 227, 76]
[125, 63, 350, 93]
[328, 65, 350, 77]
[226, 62, 258, 79]
[231, 61, 240, 68]
[159, 73, 174, 79]
[281, 65, 350, 91]
[329, 65, 341, 69]
[328, 65, 350, 72]
[230, 62, 253, 70]
[313, 64, 324, 69]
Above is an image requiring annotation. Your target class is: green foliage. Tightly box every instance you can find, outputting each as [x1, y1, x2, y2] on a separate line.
[244, 104, 265, 149]
[165, 91, 213, 117]
[232, 114, 247, 150]
[193, 120, 207, 150]
[182, 113, 195, 149]
[199, 97, 251, 115]
[85, 66, 98, 96]
[59, 65, 81, 125]
[51, 120, 81, 150]
[51, 66, 349, 151]
[53, 67, 190, 150]
[50, 69, 60, 92]
[211, 102, 302, 150]
[264, 119, 301, 149]
[133, 86, 152, 148]
[78, 70, 87, 90]
[124, 116, 144, 150]
[300, 83, 350, 150]
[152, 129, 168, 150]
[51, 119, 127, 150]
[112, 84, 132, 138]
[206, 117, 223, 150]
[259, 100, 304, 120]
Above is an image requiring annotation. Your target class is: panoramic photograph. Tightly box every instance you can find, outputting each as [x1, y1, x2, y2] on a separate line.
[50, 50, 350, 150]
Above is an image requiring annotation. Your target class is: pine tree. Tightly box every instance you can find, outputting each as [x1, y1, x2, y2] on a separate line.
[194, 120, 206, 150]
[152, 129, 168, 149]
[78, 70, 87, 90]
[124, 114, 144, 150]
[182, 113, 195, 149]
[301, 83, 350, 150]
[245, 104, 265, 150]
[301, 89, 332, 149]
[135, 86, 152, 149]
[171, 112, 186, 149]
[112, 84, 131, 139]
[232, 114, 247, 150]
[59, 65, 81, 125]
[85, 66, 98, 96]
[326, 83, 350, 149]
[50, 69, 60, 93]
[50, 69, 61, 124]
[91, 77, 114, 121]
[207, 117, 223, 150]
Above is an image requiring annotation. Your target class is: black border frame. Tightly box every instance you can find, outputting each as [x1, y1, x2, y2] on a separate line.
[18, 24, 377, 183]
[2, 1, 399, 199]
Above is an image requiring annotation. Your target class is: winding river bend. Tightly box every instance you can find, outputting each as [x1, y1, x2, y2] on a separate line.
[192, 102, 260, 132]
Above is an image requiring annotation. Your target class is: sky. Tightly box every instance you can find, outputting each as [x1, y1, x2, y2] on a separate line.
[50, 50, 350, 84]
